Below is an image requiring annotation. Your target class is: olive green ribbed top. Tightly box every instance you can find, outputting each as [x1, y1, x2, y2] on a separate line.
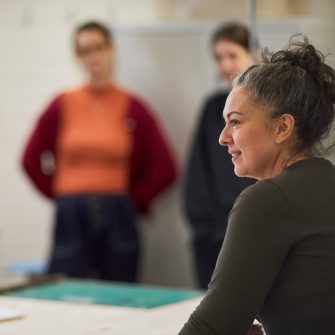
[179, 157, 335, 335]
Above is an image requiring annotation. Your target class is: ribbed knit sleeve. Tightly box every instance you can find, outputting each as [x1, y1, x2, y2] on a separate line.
[128, 96, 177, 214]
[179, 180, 295, 335]
[21, 95, 61, 198]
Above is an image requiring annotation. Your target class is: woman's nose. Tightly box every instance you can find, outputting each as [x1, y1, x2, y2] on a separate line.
[219, 124, 232, 146]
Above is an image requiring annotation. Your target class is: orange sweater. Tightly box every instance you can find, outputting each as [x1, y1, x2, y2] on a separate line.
[54, 84, 131, 195]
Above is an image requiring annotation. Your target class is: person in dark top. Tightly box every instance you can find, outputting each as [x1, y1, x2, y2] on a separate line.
[184, 23, 256, 288]
[179, 36, 335, 335]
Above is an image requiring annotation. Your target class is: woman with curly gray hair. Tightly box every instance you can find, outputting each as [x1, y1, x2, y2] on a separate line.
[179, 36, 335, 335]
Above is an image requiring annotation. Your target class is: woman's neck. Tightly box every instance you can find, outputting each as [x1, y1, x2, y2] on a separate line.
[257, 150, 312, 181]
[284, 150, 312, 168]
[88, 75, 112, 89]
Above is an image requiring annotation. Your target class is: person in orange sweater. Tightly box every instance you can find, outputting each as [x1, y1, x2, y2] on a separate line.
[22, 21, 177, 282]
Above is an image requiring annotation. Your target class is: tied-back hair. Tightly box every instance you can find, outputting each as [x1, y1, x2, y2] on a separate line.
[74, 21, 113, 50]
[211, 22, 258, 52]
[237, 35, 335, 156]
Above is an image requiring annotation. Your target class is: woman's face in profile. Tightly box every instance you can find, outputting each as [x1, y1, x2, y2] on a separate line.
[219, 86, 280, 180]
[212, 39, 252, 85]
[75, 30, 113, 80]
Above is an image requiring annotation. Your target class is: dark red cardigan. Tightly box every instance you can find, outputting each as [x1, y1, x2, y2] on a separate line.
[22, 94, 177, 214]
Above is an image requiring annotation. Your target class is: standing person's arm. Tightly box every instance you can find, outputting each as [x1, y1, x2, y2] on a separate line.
[183, 102, 217, 237]
[21, 96, 61, 198]
[179, 181, 295, 335]
[129, 97, 177, 214]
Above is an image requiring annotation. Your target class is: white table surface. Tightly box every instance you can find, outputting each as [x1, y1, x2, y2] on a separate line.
[0, 295, 204, 335]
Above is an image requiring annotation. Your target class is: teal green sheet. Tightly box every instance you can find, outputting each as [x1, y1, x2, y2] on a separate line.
[6, 280, 203, 309]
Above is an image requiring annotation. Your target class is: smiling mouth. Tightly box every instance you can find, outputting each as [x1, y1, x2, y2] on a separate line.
[230, 152, 242, 161]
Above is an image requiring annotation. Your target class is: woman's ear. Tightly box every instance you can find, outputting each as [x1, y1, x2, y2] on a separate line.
[275, 113, 295, 144]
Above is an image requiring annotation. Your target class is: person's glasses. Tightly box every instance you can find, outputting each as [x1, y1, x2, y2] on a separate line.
[76, 43, 109, 57]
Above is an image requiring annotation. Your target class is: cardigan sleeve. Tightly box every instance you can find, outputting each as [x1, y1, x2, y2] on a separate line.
[21, 95, 61, 198]
[128, 96, 177, 214]
[179, 181, 295, 335]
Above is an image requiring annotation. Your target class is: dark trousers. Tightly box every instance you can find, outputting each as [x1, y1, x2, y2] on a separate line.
[193, 236, 224, 289]
[48, 194, 139, 282]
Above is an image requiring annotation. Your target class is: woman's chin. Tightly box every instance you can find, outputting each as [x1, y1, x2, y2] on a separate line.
[233, 166, 246, 178]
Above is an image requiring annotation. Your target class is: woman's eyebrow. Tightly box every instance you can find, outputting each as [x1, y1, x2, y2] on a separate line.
[227, 111, 243, 118]
[225, 111, 243, 119]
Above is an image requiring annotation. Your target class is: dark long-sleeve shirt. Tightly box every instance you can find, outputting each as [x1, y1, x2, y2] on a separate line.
[179, 157, 335, 335]
[184, 91, 254, 240]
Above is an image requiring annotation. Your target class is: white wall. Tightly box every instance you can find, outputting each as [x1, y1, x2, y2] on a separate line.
[0, 1, 334, 287]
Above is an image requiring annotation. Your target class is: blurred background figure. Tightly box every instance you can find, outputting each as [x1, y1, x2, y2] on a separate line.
[183, 23, 256, 289]
[21, 21, 177, 282]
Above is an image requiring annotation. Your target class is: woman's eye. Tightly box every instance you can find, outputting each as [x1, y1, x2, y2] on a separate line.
[231, 120, 240, 126]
